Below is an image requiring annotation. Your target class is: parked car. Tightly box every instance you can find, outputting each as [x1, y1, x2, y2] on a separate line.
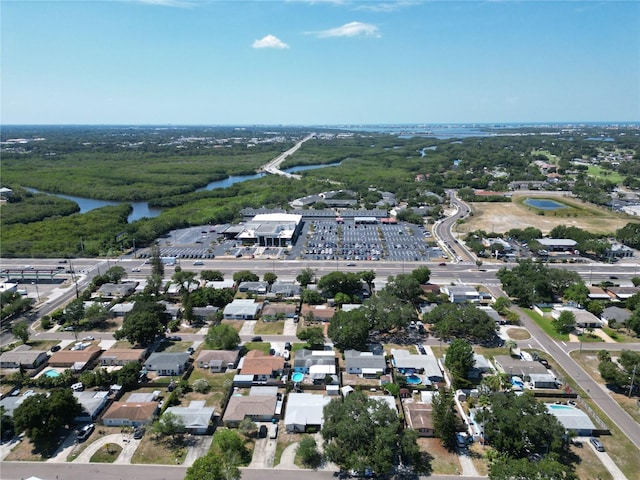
[590, 437, 605, 452]
[82, 336, 94, 341]
[168, 336, 182, 341]
[439, 262, 447, 266]
[50, 345, 61, 352]
[259, 425, 268, 438]
[77, 423, 94, 442]
[251, 336, 263, 342]
[133, 427, 145, 440]
[284, 342, 292, 351]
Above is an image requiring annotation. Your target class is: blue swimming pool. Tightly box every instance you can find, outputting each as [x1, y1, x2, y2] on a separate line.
[406, 374, 422, 385]
[292, 372, 304, 383]
[547, 403, 576, 411]
[44, 369, 60, 378]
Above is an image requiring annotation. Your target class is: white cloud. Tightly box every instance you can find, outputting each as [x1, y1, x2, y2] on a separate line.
[252, 34, 290, 49]
[356, 1, 420, 13]
[314, 21, 381, 38]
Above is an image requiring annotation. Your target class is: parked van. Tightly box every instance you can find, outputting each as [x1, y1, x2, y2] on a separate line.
[590, 437, 605, 452]
[269, 424, 278, 439]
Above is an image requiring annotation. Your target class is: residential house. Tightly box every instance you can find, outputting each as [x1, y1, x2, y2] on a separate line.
[101, 401, 158, 427]
[268, 282, 302, 299]
[99, 348, 146, 367]
[390, 349, 443, 384]
[606, 287, 640, 301]
[223, 299, 262, 320]
[546, 404, 595, 436]
[601, 306, 632, 327]
[0, 346, 48, 371]
[300, 305, 336, 323]
[284, 392, 331, 433]
[239, 350, 284, 382]
[552, 306, 603, 328]
[164, 401, 215, 435]
[195, 350, 240, 371]
[144, 352, 190, 376]
[492, 355, 550, 379]
[73, 390, 110, 422]
[238, 281, 269, 295]
[95, 282, 137, 299]
[109, 302, 135, 317]
[205, 279, 235, 290]
[440, 285, 480, 304]
[404, 398, 435, 437]
[261, 303, 297, 321]
[468, 354, 494, 379]
[344, 349, 387, 377]
[293, 350, 336, 376]
[192, 306, 219, 323]
[587, 287, 611, 301]
[222, 395, 278, 426]
[158, 300, 182, 321]
[48, 345, 102, 371]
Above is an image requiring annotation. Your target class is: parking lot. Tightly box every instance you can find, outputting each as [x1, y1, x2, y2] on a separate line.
[138, 218, 442, 262]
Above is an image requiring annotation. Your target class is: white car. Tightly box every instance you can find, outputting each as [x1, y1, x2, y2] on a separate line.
[82, 336, 94, 341]
[131, 267, 141, 272]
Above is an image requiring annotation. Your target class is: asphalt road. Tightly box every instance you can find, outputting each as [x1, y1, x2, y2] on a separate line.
[0, 462, 487, 480]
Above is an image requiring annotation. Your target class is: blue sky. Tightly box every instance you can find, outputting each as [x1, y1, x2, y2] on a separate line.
[2, 0, 639, 125]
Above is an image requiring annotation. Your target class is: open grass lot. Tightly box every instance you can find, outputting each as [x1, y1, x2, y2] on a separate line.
[3, 430, 69, 461]
[602, 326, 638, 343]
[524, 349, 640, 478]
[66, 426, 129, 461]
[131, 434, 188, 465]
[89, 443, 122, 463]
[253, 319, 285, 335]
[416, 437, 461, 475]
[587, 165, 624, 184]
[570, 442, 613, 480]
[570, 351, 640, 424]
[186, 368, 235, 410]
[523, 308, 569, 341]
[460, 193, 631, 235]
[505, 327, 531, 340]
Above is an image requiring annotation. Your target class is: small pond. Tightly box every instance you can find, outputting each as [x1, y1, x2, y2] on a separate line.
[523, 198, 568, 211]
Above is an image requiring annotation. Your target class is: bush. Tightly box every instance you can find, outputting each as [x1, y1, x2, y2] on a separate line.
[192, 378, 211, 394]
[297, 435, 322, 469]
[40, 316, 52, 330]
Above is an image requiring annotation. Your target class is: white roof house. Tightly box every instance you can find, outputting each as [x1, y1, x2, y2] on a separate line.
[545, 404, 596, 435]
[223, 299, 262, 320]
[284, 393, 332, 433]
[441, 285, 480, 303]
[390, 349, 443, 382]
[165, 401, 215, 435]
[551, 306, 603, 328]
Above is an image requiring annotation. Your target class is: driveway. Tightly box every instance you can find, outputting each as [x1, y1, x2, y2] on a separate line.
[71, 433, 142, 464]
[240, 321, 257, 336]
[183, 434, 212, 467]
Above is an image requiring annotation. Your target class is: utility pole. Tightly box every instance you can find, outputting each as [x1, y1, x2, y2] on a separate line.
[629, 364, 637, 398]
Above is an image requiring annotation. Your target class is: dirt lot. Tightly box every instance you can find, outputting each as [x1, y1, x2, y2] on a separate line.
[459, 194, 631, 235]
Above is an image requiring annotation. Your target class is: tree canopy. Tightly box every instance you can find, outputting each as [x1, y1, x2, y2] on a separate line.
[13, 388, 82, 451]
[327, 308, 369, 351]
[424, 303, 496, 343]
[322, 391, 404, 475]
[205, 323, 241, 350]
[114, 300, 168, 346]
[444, 339, 475, 389]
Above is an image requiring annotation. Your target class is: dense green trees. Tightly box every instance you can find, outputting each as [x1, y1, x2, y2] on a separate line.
[297, 326, 325, 348]
[497, 260, 583, 306]
[317, 271, 363, 300]
[13, 388, 82, 451]
[328, 309, 369, 351]
[114, 301, 168, 346]
[232, 270, 258, 284]
[322, 391, 404, 475]
[488, 453, 577, 480]
[444, 339, 475, 389]
[205, 323, 240, 350]
[598, 350, 640, 393]
[11, 321, 29, 343]
[475, 393, 565, 459]
[185, 452, 241, 480]
[362, 289, 418, 332]
[432, 387, 458, 451]
[552, 310, 576, 334]
[424, 303, 496, 343]
[1, 291, 33, 321]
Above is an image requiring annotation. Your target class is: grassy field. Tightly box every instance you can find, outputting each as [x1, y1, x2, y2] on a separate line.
[253, 319, 285, 335]
[523, 309, 569, 341]
[460, 193, 631, 236]
[570, 351, 640, 424]
[131, 435, 187, 465]
[505, 328, 531, 340]
[587, 165, 624, 184]
[417, 438, 462, 475]
[89, 443, 122, 463]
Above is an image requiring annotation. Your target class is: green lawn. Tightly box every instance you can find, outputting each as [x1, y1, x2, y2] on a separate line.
[587, 165, 623, 184]
[523, 309, 569, 341]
